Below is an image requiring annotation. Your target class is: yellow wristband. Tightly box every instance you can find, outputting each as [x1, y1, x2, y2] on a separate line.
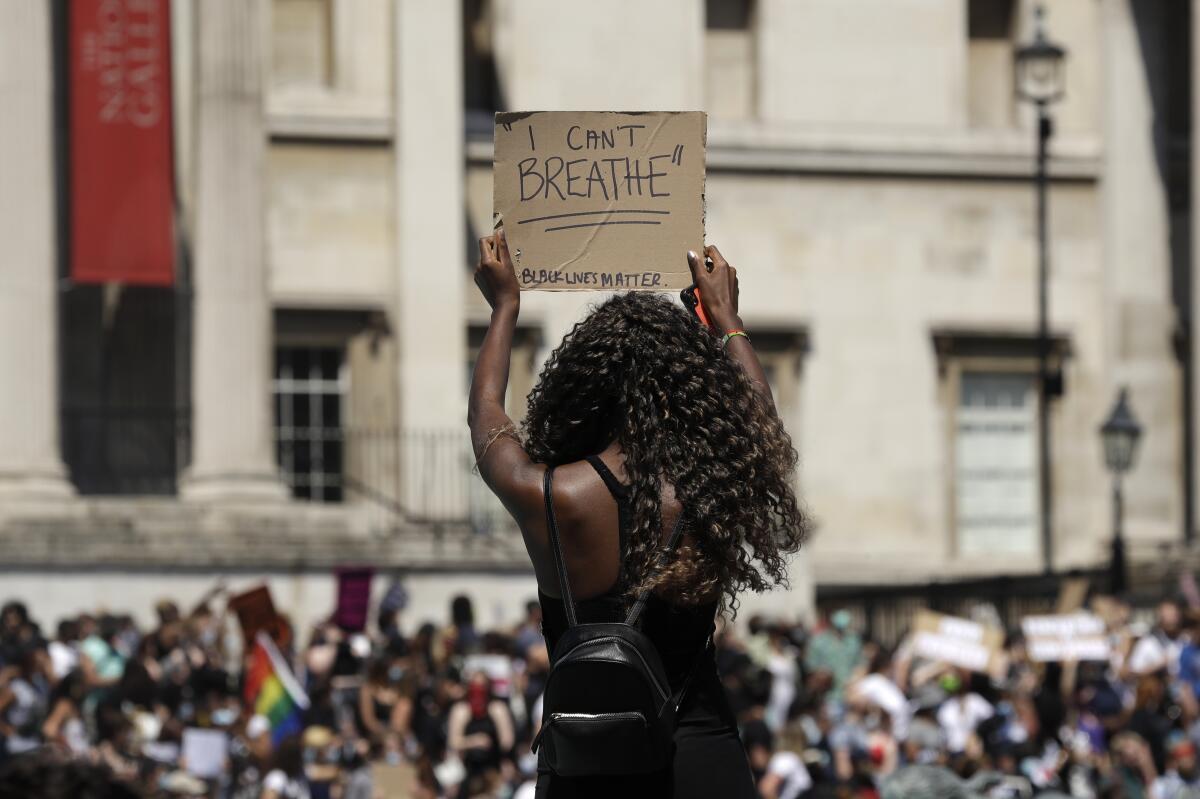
[721, 330, 748, 348]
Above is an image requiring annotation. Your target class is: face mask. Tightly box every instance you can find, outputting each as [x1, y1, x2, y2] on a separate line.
[468, 683, 489, 717]
[388, 665, 405, 683]
[212, 708, 238, 727]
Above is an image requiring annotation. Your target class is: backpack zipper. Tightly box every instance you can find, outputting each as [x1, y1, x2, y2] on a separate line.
[530, 710, 647, 753]
[550, 711, 646, 722]
[555, 635, 669, 703]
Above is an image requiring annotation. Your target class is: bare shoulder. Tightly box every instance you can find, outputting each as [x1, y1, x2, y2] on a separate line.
[542, 459, 602, 524]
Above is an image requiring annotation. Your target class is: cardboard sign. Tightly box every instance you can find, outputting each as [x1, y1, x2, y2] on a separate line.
[494, 111, 706, 291]
[227, 585, 282, 648]
[1055, 577, 1090, 614]
[912, 610, 1004, 673]
[1021, 613, 1110, 662]
[373, 762, 418, 796]
[181, 728, 228, 778]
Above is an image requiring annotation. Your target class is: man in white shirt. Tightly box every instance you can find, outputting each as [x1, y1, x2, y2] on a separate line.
[935, 671, 993, 754]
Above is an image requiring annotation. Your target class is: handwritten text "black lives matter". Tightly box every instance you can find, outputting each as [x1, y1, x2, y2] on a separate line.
[515, 124, 686, 203]
[520, 268, 664, 289]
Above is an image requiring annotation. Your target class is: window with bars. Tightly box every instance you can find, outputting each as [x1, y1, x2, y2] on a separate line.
[954, 371, 1038, 557]
[274, 346, 346, 502]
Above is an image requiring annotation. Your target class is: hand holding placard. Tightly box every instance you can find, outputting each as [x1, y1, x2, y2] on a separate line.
[493, 112, 707, 291]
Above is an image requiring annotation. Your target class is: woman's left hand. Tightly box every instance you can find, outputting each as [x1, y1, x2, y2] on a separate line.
[475, 229, 520, 313]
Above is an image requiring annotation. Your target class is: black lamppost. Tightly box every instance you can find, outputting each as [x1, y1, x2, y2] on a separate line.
[1100, 388, 1143, 595]
[1015, 6, 1067, 574]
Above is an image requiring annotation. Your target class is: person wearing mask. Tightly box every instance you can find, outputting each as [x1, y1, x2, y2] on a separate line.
[806, 610, 863, 702]
[447, 671, 514, 793]
[79, 615, 125, 690]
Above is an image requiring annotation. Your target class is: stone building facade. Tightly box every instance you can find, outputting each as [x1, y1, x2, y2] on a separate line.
[0, 0, 1194, 635]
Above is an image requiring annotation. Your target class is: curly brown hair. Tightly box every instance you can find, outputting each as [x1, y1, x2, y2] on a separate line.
[520, 292, 809, 614]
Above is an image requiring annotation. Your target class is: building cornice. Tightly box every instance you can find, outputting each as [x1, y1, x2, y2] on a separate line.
[467, 124, 1101, 182]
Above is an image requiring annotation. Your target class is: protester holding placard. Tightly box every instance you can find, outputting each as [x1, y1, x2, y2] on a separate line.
[468, 229, 808, 797]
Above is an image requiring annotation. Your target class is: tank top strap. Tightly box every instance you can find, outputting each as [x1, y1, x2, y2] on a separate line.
[584, 454, 629, 499]
[584, 454, 632, 590]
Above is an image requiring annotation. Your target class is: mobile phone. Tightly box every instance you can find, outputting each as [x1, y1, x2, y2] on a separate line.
[680, 285, 712, 328]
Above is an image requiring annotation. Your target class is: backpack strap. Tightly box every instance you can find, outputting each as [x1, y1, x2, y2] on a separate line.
[623, 511, 688, 628]
[664, 634, 713, 717]
[542, 466, 578, 628]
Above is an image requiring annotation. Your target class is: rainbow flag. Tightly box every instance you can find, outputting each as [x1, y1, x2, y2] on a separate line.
[244, 631, 309, 744]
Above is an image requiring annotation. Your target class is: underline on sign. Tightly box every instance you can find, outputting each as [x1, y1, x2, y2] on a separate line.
[544, 220, 664, 232]
[518, 209, 671, 224]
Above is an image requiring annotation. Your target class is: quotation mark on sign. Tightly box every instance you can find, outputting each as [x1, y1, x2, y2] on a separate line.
[501, 121, 513, 133]
[671, 144, 684, 166]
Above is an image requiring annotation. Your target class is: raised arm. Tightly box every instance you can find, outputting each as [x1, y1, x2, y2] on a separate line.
[687, 245, 777, 412]
[467, 230, 544, 522]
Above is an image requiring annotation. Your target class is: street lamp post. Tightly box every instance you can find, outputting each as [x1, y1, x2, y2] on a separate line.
[1015, 7, 1067, 574]
[1100, 388, 1143, 595]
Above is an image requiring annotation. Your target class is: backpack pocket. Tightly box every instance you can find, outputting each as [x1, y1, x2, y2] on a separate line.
[534, 711, 668, 776]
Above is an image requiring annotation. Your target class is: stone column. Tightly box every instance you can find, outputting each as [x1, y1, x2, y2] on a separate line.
[392, 0, 466, 516]
[1099, 0, 1180, 543]
[1193, 0, 1200, 542]
[181, 0, 286, 501]
[0, 2, 73, 499]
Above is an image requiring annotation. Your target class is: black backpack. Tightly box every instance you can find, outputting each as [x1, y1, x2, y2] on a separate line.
[530, 466, 709, 777]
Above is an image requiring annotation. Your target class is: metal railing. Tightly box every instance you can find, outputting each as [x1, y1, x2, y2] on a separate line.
[58, 413, 513, 535]
[342, 428, 514, 535]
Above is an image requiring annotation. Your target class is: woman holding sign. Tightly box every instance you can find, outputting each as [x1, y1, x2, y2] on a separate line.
[469, 230, 808, 798]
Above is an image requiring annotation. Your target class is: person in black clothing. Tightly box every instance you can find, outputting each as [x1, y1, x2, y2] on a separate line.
[468, 231, 809, 797]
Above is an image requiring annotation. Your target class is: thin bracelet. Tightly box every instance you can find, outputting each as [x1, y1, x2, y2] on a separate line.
[721, 329, 749, 348]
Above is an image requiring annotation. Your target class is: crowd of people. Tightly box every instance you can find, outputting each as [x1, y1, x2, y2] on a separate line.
[3, 588, 1200, 798]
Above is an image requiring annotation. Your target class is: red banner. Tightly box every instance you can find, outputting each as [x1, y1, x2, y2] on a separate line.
[70, 0, 174, 286]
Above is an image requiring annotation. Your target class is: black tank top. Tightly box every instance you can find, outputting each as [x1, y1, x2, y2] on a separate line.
[536, 456, 733, 721]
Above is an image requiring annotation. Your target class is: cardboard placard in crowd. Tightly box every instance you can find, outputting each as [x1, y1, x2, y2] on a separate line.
[1021, 612, 1111, 662]
[227, 585, 281, 647]
[493, 111, 706, 292]
[182, 728, 228, 779]
[911, 609, 1004, 673]
[373, 762, 418, 795]
[1055, 577, 1090, 614]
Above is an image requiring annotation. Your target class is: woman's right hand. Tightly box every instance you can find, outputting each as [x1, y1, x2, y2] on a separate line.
[475, 230, 520, 313]
[687, 245, 741, 331]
